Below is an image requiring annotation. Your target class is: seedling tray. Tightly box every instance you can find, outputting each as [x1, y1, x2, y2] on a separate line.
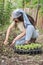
[14, 43, 42, 54]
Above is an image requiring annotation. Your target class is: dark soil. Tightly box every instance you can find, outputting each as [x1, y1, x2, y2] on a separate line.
[0, 31, 43, 65]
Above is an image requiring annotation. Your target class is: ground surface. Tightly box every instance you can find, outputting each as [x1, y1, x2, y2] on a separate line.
[0, 30, 43, 65]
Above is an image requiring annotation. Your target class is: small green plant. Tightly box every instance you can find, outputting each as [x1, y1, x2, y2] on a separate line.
[15, 43, 42, 50]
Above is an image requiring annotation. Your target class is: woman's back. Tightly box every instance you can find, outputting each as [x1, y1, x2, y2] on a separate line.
[26, 14, 35, 26]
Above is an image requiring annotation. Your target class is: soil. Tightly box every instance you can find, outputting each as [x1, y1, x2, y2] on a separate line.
[0, 31, 43, 65]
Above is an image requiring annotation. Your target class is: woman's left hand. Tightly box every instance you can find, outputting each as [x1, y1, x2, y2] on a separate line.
[10, 40, 15, 47]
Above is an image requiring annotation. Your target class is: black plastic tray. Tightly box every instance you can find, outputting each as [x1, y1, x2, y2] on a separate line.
[14, 43, 42, 54]
[14, 47, 42, 55]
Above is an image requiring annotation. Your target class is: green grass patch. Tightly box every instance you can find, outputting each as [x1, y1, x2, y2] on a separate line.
[0, 23, 10, 32]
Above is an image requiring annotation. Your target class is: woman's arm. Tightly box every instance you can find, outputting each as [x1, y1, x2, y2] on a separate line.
[10, 29, 26, 46]
[14, 29, 26, 41]
[4, 22, 15, 45]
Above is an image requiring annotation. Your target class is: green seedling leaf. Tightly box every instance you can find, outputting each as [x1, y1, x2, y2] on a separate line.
[15, 43, 42, 50]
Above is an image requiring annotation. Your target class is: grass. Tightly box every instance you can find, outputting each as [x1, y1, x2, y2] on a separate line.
[0, 23, 10, 33]
[37, 27, 43, 34]
[39, 29, 43, 34]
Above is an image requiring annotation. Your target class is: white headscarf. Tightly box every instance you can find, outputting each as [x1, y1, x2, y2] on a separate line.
[12, 9, 31, 28]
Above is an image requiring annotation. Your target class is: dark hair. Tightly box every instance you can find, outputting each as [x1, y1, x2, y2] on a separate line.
[27, 14, 35, 26]
[17, 13, 24, 21]
[17, 13, 35, 26]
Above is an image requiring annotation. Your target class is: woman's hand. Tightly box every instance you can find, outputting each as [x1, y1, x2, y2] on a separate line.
[10, 40, 15, 47]
[4, 40, 8, 45]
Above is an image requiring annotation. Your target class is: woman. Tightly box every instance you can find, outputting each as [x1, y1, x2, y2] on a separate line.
[4, 9, 38, 47]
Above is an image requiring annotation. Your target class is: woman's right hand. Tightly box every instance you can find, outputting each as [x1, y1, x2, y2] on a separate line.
[4, 40, 8, 45]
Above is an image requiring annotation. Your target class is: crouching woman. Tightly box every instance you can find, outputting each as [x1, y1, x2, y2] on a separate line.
[4, 9, 38, 47]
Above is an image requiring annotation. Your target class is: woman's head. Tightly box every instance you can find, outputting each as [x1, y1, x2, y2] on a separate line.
[12, 13, 23, 23]
[12, 9, 23, 23]
[12, 9, 35, 27]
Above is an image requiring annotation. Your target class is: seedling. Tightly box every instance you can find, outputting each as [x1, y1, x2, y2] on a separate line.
[15, 43, 42, 50]
[15, 43, 42, 54]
